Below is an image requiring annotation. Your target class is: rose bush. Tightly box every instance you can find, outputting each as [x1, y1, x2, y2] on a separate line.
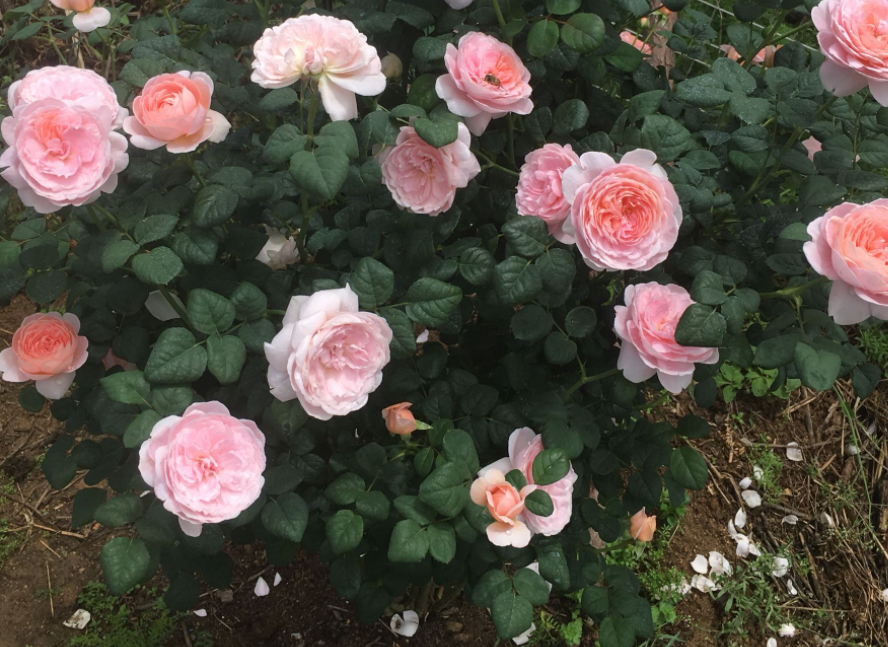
[0, 0, 885, 643]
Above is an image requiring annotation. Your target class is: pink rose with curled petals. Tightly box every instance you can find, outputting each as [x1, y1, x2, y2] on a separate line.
[251, 15, 386, 121]
[264, 285, 392, 420]
[803, 200, 888, 324]
[377, 122, 480, 216]
[138, 402, 266, 537]
[50, 0, 111, 32]
[813, 0, 888, 104]
[561, 149, 682, 272]
[470, 469, 536, 547]
[9, 66, 127, 130]
[0, 312, 88, 399]
[123, 72, 230, 154]
[516, 143, 581, 243]
[435, 32, 533, 136]
[614, 282, 719, 393]
[0, 99, 128, 214]
[620, 31, 652, 56]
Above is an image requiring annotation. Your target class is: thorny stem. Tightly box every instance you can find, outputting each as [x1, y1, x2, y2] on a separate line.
[159, 0, 178, 35]
[563, 368, 619, 401]
[758, 276, 828, 300]
[506, 113, 516, 169]
[158, 287, 195, 330]
[296, 90, 321, 257]
[181, 154, 207, 188]
[473, 149, 520, 177]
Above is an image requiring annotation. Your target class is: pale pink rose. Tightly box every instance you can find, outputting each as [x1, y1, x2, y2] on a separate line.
[0, 99, 128, 214]
[377, 122, 480, 216]
[562, 149, 682, 271]
[444, 0, 473, 8]
[251, 15, 386, 121]
[802, 137, 822, 162]
[620, 31, 652, 56]
[803, 199, 888, 324]
[256, 225, 298, 270]
[719, 44, 778, 67]
[516, 143, 580, 243]
[138, 402, 266, 537]
[9, 66, 127, 129]
[102, 349, 136, 372]
[435, 32, 533, 136]
[50, 0, 111, 32]
[382, 402, 417, 435]
[123, 71, 230, 154]
[0, 312, 88, 399]
[630, 508, 657, 542]
[264, 285, 392, 420]
[469, 468, 536, 548]
[614, 282, 719, 393]
[813, 0, 888, 104]
[51, 0, 94, 9]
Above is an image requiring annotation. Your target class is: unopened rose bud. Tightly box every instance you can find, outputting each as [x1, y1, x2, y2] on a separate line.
[630, 508, 657, 542]
[383, 402, 417, 435]
[381, 53, 403, 79]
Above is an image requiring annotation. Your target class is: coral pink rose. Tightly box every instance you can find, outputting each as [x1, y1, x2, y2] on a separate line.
[9, 66, 127, 129]
[516, 143, 580, 243]
[435, 32, 533, 136]
[123, 71, 230, 154]
[562, 149, 682, 271]
[50, 0, 110, 32]
[803, 199, 888, 324]
[382, 402, 417, 435]
[377, 122, 480, 216]
[0, 99, 128, 214]
[720, 44, 778, 68]
[470, 468, 536, 547]
[251, 15, 386, 121]
[620, 31, 652, 56]
[630, 508, 657, 542]
[138, 402, 266, 537]
[256, 225, 298, 270]
[482, 428, 578, 536]
[264, 285, 392, 420]
[813, 0, 888, 104]
[614, 282, 719, 393]
[0, 312, 88, 399]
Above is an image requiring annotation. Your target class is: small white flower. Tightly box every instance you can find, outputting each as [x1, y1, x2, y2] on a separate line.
[772, 556, 790, 578]
[512, 622, 536, 645]
[741, 490, 762, 508]
[781, 515, 798, 525]
[753, 465, 764, 480]
[786, 579, 797, 596]
[390, 610, 420, 638]
[734, 508, 747, 529]
[691, 554, 709, 574]
[709, 551, 732, 577]
[739, 477, 753, 489]
[254, 576, 270, 597]
[273, 572, 282, 587]
[767, 639, 777, 647]
[193, 609, 208, 618]
[785, 442, 803, 462]
[416, 329, 430, 344]
[779, 623, 796, 637]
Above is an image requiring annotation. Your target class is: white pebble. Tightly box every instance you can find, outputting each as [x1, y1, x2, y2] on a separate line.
[779, 623, 796, 637]
[786, 442, 803, 462]
[819, 512, 835, 528]
[739, 477, 753, 489]
[741, 490, 762, 508]
[415, 330, 430, 344]
[786, 579, 798, 596]
[63, 609, 91, 630]
[273, 572, 282, 587]
[690, 574, 717, 593]
[193, 609, 208, 618]
[512, 622, 536, 645]
[772, 556, 790, 578]
[254, 576, 270, 597]
[734, 508, 747, 529]
[767, 639, 777, 647]
[880, 588, 888, 602]
[781, 515, 798, 525]
[845, 444, 859, 456]
[691, 554, 709, 574]
[391, 610, 420, 638]
[709, 551, 732, 576]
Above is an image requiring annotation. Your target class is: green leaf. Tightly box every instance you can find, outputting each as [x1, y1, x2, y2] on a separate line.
[207, 334, 246, 384]
[316, 121, 360, 160]
[793, 343, 841, 391]
[132, 246, 183, 286]
[527, 19, 559, 57]
[151, 385, 193, 416]
[677, 414, 710, 439]
[544, 332, 577, 365]
[405, 278, 462, 326]
[100, 537, 151, 595]
[27, 271, 67, 304]
[187, 289, 236, 335]
[419, 461, 470, 517]
[124, 410, 162, 448]
[553, 99, 589, 135]
[355, 491, 390, 521]
[12, 22, 43, 41]
[639, 115, 692, 162]
[259, 87, 299, 111]
[193, 184, 238, 228]
[513, 568, 550, 605]
[546, 0, 581, 15]
[379, 307, 416, 359]
[101, 370, 151, 405]
[72, 488, 106, 529]
[289, 148, 350, 200]
[135, 215, 179, 245]
[581, 586, 609, 616]
[264, 124, 308, 164]
[532, 448, 570, 485]
[495, 257, 543, 305]
[94, 493, 143, 527]
[19, 244, 59, 270]
[512, 304, 554, 341]
[459, 247, 495, 286]
[351, 257, 394, 309]
[669, 446, 708, 490]
[169, 229, 218, 265]
[691, 270, 727, 305]
[675, 304, 726, 347]
[561, 13, 605, 54]
[18, 386, 44, 413]
[491, 591, 533, 640]
[261, 493, 309, 543]
[326, 510, 364, 555]
[852, 363, 880, 399]
[676, 74, 731, 108]
[599, 615, 635, 647]
[471, 570, 513, 607]
[443, 429, 480, 474]
[414, 117, 459, 148]
[427, 523, 457, 564]
[144, 327, 207, 384]
[525, 489, 554, 516]
[326, 472, 366, 505]
[565, 306, 597, 337]
[504, 217, 549, 258]
[388, 519, 430, 563]
[165, 573, 200, 612]
[230, 282, 268, 320]
[628, 90, 666, 122]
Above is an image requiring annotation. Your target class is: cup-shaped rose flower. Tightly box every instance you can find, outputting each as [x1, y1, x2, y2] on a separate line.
[614, 282, 719, 393]
[383, 402, 417, 435]
[251, 15, 386, 121]
[813, 0, 888, 104]
[377, 122, 480, 216]
[620, 31, 653, 56]
[138, 402, 266, 537]
[435, 32, 533, 136]
[264, 286, 392, 420]
[803, 199, 888, 324]
[470, 469, 536, 548]
[256, 225, 298, 270]
[0, 312, 88, 399]
[123, 72, 230, 154]
[562, 149, 682, 271]
[9, 66, 127, 130]
[630, 508, 657, 542]
[50, 0, 110, 32]
[0, 99, 128, 214]
[516, 143, 581, 243]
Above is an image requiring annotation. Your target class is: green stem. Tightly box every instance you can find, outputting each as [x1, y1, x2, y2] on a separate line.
[506, 113, 516, 169]
[490, 0, 511, 44]
[181, 155, 206, 188]
[296, 90, 321, 256]
[563, 368, 619, 401]
[44, 23, 68, 66]
[253, 0, 269, 28]
[758, 276, 828, 300]
[158, 287, 194, 330]
[159, 0, 177, 34]
[473, 149, 520, 177]
[267, 309, 287, 316]
[770, 21, 811, 46]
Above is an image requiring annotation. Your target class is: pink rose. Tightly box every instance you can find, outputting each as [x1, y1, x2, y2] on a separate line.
[614, 282, 719, 393]
[256, 225, 298, 270]
[251, 15, 386, 121]
[264, 285, 392, 420]
[138, 402, 266, 537]
[0, 312, 88, 399]
[469, 468, 535, 547]
[481, 428, 578, 536]
[813, 0, 888, 103]
[1, 99, 128, 214]
[123, 71, 230, 154]
[377, 122, 480, 216]
[803, 199, 888, 324]
[516, 143, 580, 243]
[562, 149, 682, 271]
[802, 137, 822, 162]
[435, 32, 533, 136]
[382, 402, 417, 435]
[620, 31, 652, 56]
[50, 0, 110, 32]
[9, 65, 127, 129]
[630, 508, 656, 542]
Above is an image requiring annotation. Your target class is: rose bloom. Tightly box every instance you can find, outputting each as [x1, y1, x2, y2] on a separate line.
[0, 99, 128, 214]
[377, 122, 480, 216]
[444, 0, 473, 8]
[481, 428, 578, 536]
[123, 71, 230, 154]
[720, 44, 778, 68]
[50, 0, 111, 32]
[436, 32, 533, 136]
[9, 66, 127, 129]
[516, 143, 580, 243]
[802, 137, 822, 162]
[470, 468, 536, 548]
[620, 31, 652, 56]
[251, 15, 386, 121]
[264, 285, 392, 420]
[255, 225, 298, 270]
[382, 402, 416, 435]
[139, 402, 266, 537]
[380, 53, 403, 79]
[630, 508, 657, 542]
[562, 149, 682, 271]
[614, 282, 719, 393]
[102, 349, 136, 372]
[0, 312, 88, 399]
[803, 199, 888, 324]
